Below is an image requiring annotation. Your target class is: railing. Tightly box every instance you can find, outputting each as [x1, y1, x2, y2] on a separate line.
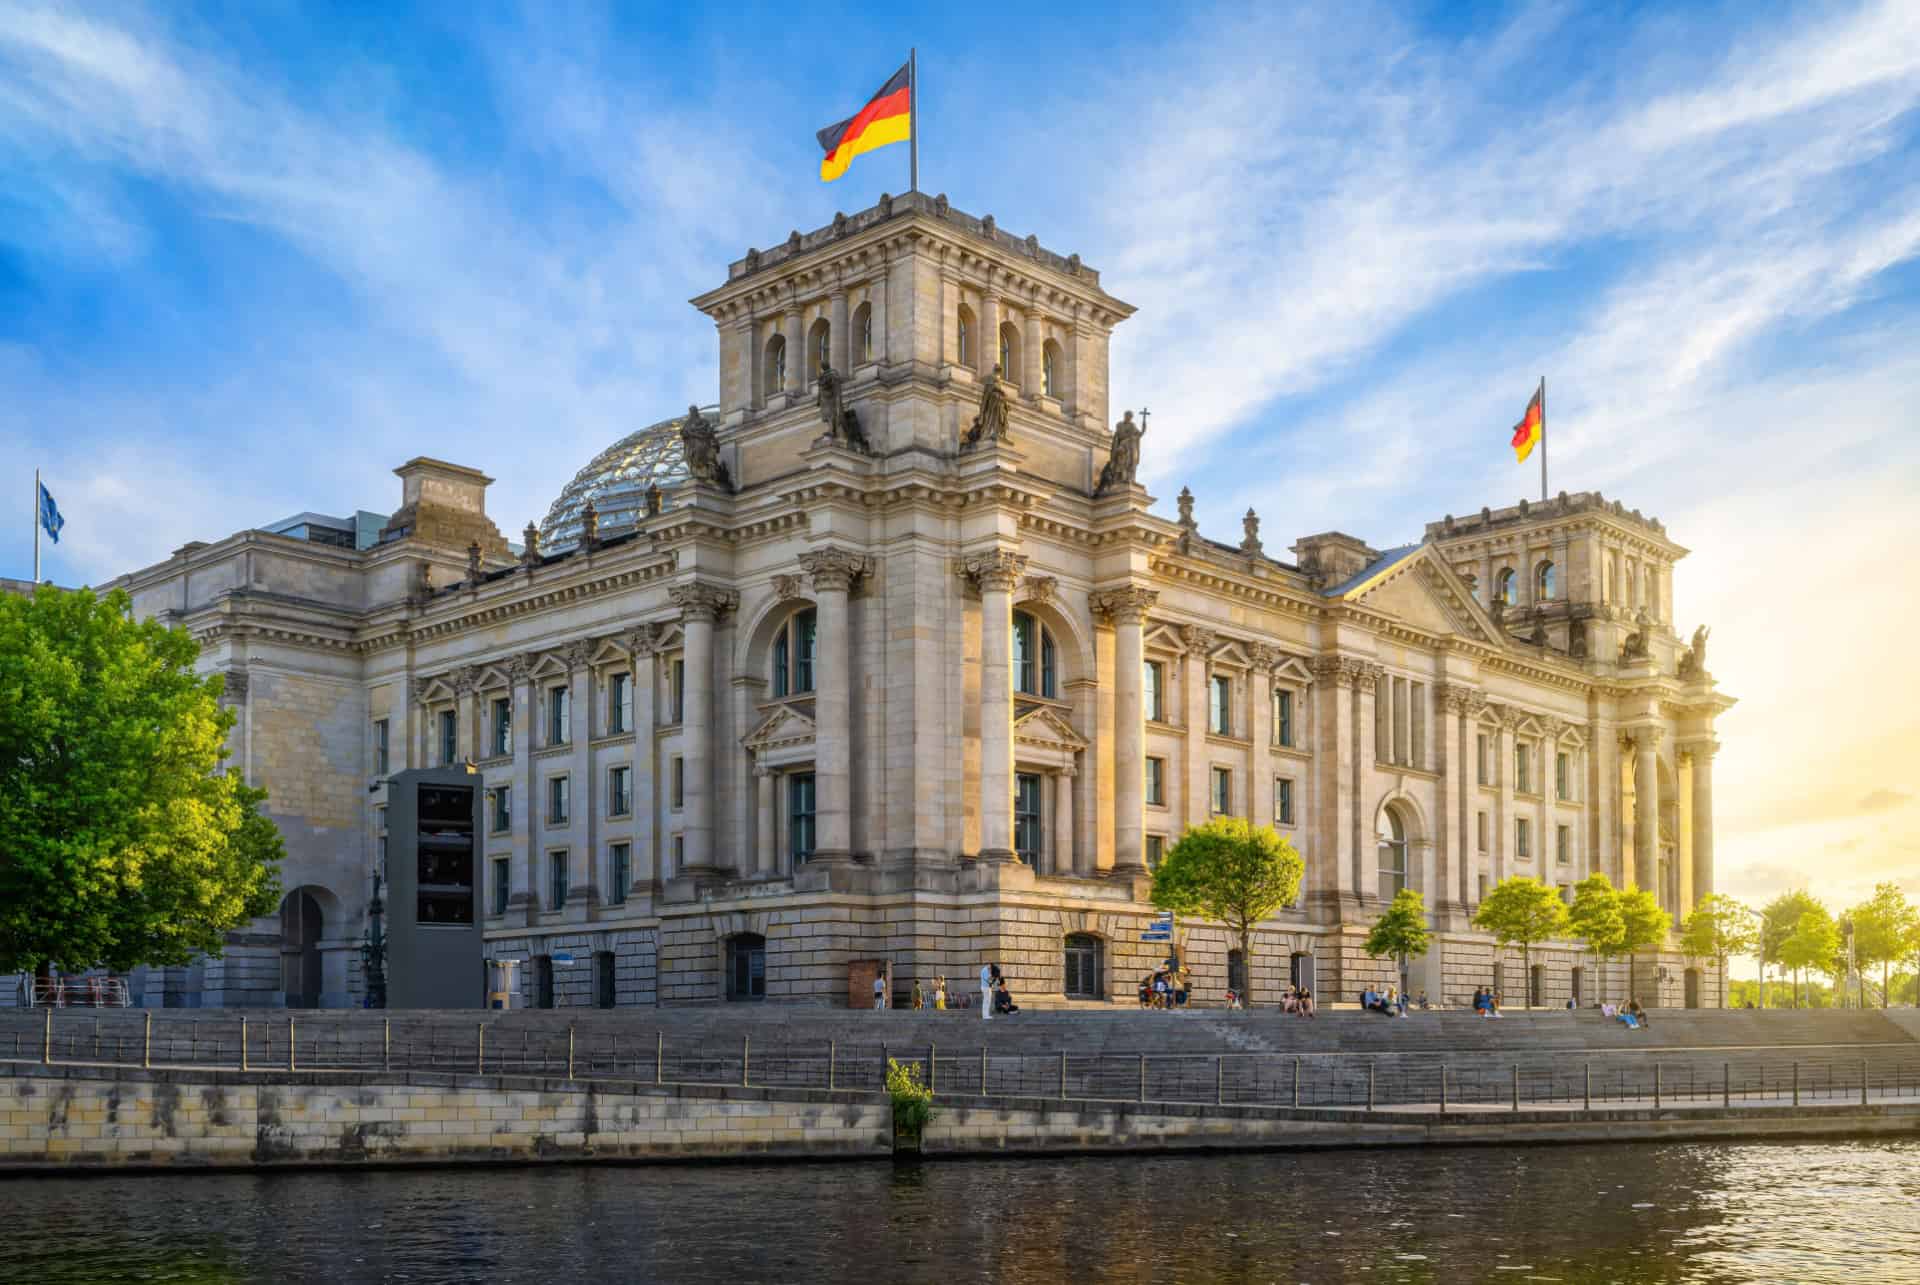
[3, 1010, 1918, 1115]
[22, 978, 131, 1009]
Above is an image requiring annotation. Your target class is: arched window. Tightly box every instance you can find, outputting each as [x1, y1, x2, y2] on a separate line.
[1496, 568, 1517, 606]
[1604, 556, 1616, 603]
[852, 302, 873, 363]
[1042, 339, 1062, 398]
[772, 608, 817, 697]
[764, 333, 787, 393]
[957, 304, 975, 367]
[1376, 808, 1407, 900]
[1535, 560, 1556, 601]
[999, 321, 1020, 385]
[1012, 610, 1056, 698]
[807, 317, 830, 380]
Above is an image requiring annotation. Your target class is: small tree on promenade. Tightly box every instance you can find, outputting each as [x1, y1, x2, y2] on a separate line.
[1849, 883, 1918, 1008]
[1472, 876, 1569, 1007]
[0, 585, 284, 976]
[1363, 887, 1432, 998]
[1151, 818, 1303, 1005]
[1758, 890, 1821, 1008]
[1616, 885, 1671, 1004]
[1568, 873, 1628, 1005]
[1680, 894, 1758, 1009]
[1780, 901, 1840, 1011]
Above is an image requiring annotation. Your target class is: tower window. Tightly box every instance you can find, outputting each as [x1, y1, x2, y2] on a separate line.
[1013, 611, 1056, 698]
[1496, 568, 1517, 606]
[773, 608, 817, 697]
[1536, 560, 1557, 601]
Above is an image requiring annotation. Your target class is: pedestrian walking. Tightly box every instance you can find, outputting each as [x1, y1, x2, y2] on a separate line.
[873, 969, 889, 1012]
[979, 959, 995, 1021]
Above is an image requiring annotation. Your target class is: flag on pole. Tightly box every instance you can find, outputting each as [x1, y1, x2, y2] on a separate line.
[1510, 382, 1544, 464]
[37, 480, 64, 544]
[816, 63, 912, 183]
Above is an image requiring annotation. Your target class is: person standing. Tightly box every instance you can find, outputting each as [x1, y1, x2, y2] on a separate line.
[980, 959, 995, 1021]
[873, 968, 889, 1013]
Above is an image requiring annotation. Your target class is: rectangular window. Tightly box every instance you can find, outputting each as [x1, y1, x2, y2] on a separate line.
[1144, 660, 1166, 722]
[1478, 873, 1489, 902]
[491, 697, 512, 757]
[670, 658, 685, 723]
[373, 718, 390, 777]
[1556, 751, 1571, 801]
[788, 772, 816, 863]
[1146, 835, 1165, 868]
[1211, 766, 1232, 815]
[672, 833, 685, 874]
[490, 857, 510, 916]
[1145, 756, 1166, 806]
[547, 775, 570, 826]
[610, 672, 632, 735]
[439, 709, 458, 766]
[1274, 689, 1295, 747]
[793, 611, 817, 694]
[1515, 742, 1531, 793]
[489, 786, 511, 834]
[1275, 777, 1295, 826]
[608, 842, 630, 905]
[548, 685, 570, 745]
[548, 850, 569, 909]
[1516, 817, 1532, 859]
[1476, 810, 1488, 852]
[1476, 732, 1490, 785]
[609, 765, 631, 817]
[1209, 674, 1232, 735]
[1014, 773, 1044, 864]
[1557, 824, 1571, 865]
[671, 756, 684, 809]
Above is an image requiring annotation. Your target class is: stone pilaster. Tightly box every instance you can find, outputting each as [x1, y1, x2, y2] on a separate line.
[978, 282, 1001, 379]
[1053, 766, 1075, 875]
[800, 546, 873, 866]
[562, 638, 596, 914]
[828, 289, 850, 375]
[1092, 586, 1157, 874]
[1631, 726, 1663, 894]
[1686, 736, 1717, 906]
[506, 652, 538, 920]
[1249, 644, 1280, 829]
[1180, 625, 1216, 830]
[1436, 683, 1483, 917]
[754, 764, 777, 876]
[1310, 656, 1371, 912]
[1494, 705, 1519, 884]
[966, 550, 1026, 861]
[1023, 304, 1045, 398]
[626, 625, 659, 898]
[668, 583, 737, 874]
[782, 307, 804, 398]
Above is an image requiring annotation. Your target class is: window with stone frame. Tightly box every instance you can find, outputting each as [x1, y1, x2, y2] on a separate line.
[1514, 741, 1532, 793]
[672, 834, 684, 874]
[789, 772, 816, 862]
[1145, 756, 1166, 806]
[608, 842, 630, 906]
[765, 333, 787, 392]
[1273, 687, 1296, 747]
[1556, 823, 1571, 865]
[1477, 810, 1489, 851]
[1477, 732, 1490, 785]
[1516, 817, 1532, 859]
[1536, 560, 1557, 601]
[1275, 777, 1295, 826]
[669, 658, 685, 723]
[1556, 750, 1571, 801]
[1496, 567, 1517, 605]
[854, 301, 873, 363]
[1378, 810, 1408, 900]
[547, 776, 570, 826]
[438, 709, 458, 766]
[1211, 766, 1232, 815]
[609, 672, 632, 735]
[1209, 673, 1232, 735]
[774, 608, 817, 697]
[1146, 834, 1165, 868]
[491, 858, 510, 917]
[491, 697, 512, 756]
[1013, 611, 1057, 699]
[548, 850, 569, 909]
[373, 718, 390, 777]
[671, 756, 684, 809]
[1042, 340, 1060, 397]
[608, 765, 632, 817]
[1014, 773, 1044, 864]
[547, 684, 570, 745]
[489, 786, 511, 834]
[1144, 659, 1167, 722]
[957, 304, 974, 367]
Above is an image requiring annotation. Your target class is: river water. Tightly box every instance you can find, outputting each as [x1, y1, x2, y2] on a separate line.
[2, 1140, 1915, 1284]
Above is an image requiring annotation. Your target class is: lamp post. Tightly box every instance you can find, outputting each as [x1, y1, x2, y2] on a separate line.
[360, 872, 388, 1009]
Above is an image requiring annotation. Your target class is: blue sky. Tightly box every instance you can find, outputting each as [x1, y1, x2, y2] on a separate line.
[4, 1, 1919, 911]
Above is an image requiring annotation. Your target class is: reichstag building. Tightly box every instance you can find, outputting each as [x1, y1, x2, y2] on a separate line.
[28, 194, 1734, 1011]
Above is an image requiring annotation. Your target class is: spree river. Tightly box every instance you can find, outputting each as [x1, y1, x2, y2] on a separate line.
[2, 1141, 1916, 1284]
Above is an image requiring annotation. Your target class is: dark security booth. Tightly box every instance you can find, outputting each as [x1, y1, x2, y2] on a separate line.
[385, 767, 487, 1008]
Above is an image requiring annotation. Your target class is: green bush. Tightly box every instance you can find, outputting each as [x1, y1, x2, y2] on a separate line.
[886, 1057, 935, 1137]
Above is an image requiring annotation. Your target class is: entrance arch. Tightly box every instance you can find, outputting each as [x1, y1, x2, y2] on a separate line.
[1064, 933, 1104, 999]
[1684, 967, 1702, 1009]
[278, 887, 331, 1009]
[1289, 951, 1316, 995]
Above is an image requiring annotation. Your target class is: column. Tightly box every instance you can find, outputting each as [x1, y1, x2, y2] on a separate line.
[508, 655, 537, 915]
[461, 671, 482, 764]
[627, 628, 658, 896]
[782, 308, 804, 397]
[1310, 657, 1360, 907]
[1690, 738, 1716, 902]
[754, 763, 776, 876]
[828, 289, 850, 375]
[1023, 306, 1045, 397]
[668, 584, 735, 872]
[1092, 588, 1156, 873]
[801, 548, 869, 864]
[1539, 721, 1560, 889]
[1590, 717, 1616, 886]
[1053, 766, 1075, 875]
[872, 255, 891, 366]
[978, 285, 1001, 378]
[1181, 626, 1215, 829]
[1494, 708, 1517, 883]
[1249, 647, 1278, 827]
[1435, 687, 1465, 912]
[967, 551, 1026, 861]
[563, 640, 595, 906]
[1632, 727, 1661, 893]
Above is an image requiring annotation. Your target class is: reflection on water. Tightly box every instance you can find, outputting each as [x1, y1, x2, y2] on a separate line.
[2, 1140, 1916, 1284]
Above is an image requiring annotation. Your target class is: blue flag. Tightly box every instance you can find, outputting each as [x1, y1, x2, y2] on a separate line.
[38, 481, 64, 544]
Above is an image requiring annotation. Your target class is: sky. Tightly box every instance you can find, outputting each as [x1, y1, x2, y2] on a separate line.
[3, 1, 1918, 921]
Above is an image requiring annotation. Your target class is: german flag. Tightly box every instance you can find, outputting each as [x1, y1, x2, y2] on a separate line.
[817, 63, 911, 183]
[1510, 382, 1544, 463]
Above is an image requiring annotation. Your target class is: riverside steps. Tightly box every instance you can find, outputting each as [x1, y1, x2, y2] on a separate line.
[2, 1007, 1917, 1170]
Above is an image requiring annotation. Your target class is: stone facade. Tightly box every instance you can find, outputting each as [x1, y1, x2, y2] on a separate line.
[8, 193, 1733, 1012]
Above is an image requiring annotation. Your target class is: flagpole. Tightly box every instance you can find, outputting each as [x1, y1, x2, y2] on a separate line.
[33, 467, 40, 585]
[908, 47, 918, 194]
[1539, 376, 1547, 503]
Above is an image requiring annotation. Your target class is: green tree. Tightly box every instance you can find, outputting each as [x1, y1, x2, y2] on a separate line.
[1778, 900, 1840, 1010]
[1567, 873, 1628, 1005]
[1849, 883, 1918, 1008]
[1363, 887, 1433, 995]
[0, 584, 284, 975]
[1151, 818, 1303, 1005]
[1757, 890, 1821, 1008]
[1472, 876, 1569, 1007]
[1615, 885, 1671, 1004]
[1679, 894, 1757, 1009]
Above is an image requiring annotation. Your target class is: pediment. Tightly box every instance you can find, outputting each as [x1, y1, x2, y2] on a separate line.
[1013, 704, 1089, 751]
[1211, 639, 1252, 670]
[588, 636, 631, 669]
[743, 703, 816, 752]
[1271, 655, 1315, 688]
[1143, 622, 1186, 655]
[474, 663, 514, 692]
[1335, 546, 1501, 644]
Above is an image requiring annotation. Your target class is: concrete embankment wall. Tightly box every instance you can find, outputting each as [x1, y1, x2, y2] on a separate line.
[1, 1064, 1916, 1172]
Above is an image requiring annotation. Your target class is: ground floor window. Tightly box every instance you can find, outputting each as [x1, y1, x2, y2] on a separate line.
[595, 950, 616, 1009]
[728, 933, 767, 1001]
[1064, 933, 1103, 999]
[1014, 773, 1044, 863]
[533, 955, 554, 1009]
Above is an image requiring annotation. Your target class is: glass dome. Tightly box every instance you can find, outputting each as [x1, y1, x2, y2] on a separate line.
[538, 406, 718, 552]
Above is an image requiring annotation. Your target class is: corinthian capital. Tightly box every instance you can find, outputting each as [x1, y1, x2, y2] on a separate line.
[1631, 725, 1666, 753]
[1179, 625, 1217, 657]
[1310, 655, 1373, 689]
[560, 640, 594, 671]
[1089, 585, 1158, 624]
[1247, 642, 1283, 670]
[669, 583, 739, 623]
[1436, 683, 1485, 716]
[625, 622, 659, 659]
[963, 550, 1028, 593]
[799, 547, 875, 593]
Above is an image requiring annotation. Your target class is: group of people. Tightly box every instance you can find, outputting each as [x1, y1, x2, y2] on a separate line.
[1471, 986, 1504, 1017]
[1362, 985, 1413, 1017]
[909, 977, 955, 1010]
[1279, 985, 1316, 1017]
[1602, 999, 1651, 1029]
[979, 962, 1020, 1019]
[1138, 967, 1191, 1009]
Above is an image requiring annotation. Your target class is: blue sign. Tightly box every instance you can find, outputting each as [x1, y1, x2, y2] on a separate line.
[551, 951, 576, 965]
[1140, 930, 1172, 942]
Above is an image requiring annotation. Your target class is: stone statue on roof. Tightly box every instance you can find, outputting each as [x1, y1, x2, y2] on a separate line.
[814, 361, 869, 452]
[962, 364, 1011, 449]
[680, 405, 733, 491]
[1095, 410, 1145, 495]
